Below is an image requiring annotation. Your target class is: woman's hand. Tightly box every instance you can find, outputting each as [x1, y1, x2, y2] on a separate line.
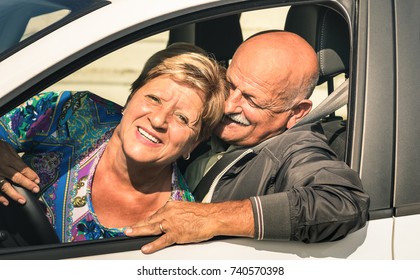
[0, 140, 40, 206]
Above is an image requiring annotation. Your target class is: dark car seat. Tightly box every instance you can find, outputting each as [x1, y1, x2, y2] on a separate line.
[285, 4, 350, 160]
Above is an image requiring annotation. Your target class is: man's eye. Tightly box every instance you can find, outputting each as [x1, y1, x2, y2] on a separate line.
[243, 95, 260, 108]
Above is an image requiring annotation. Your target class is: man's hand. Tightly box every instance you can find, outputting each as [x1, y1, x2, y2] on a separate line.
[0, 140, 40, 206]
[125, 199, 254, 254]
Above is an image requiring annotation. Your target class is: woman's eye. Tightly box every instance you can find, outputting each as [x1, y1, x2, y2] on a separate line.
[146, 95, 160, 103]
[176, 113, 189, 125]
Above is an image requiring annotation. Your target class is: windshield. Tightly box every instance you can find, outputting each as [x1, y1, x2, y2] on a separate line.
[0, 0, 110, 61]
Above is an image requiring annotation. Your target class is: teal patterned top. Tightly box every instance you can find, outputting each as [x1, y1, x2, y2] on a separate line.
[0, 91, 194, 242]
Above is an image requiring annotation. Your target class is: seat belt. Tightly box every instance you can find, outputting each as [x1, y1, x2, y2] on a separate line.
[193, 79, 349, 201]
[193, 148, 255, 202]
[192, 134, 279, 202]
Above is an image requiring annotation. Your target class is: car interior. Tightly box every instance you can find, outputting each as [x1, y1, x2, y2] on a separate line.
[285, 4, 350, 161]
[176, 4, 350, 172]
[0, 3, 352, 253]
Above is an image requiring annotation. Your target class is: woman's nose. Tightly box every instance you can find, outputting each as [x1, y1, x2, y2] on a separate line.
[224, 88, 244, 114]
[148, 109, 169, 130]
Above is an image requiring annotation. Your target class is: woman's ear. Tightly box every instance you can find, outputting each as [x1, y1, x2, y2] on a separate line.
[286, 99, 312, 129]
[183, 140, 201, 160]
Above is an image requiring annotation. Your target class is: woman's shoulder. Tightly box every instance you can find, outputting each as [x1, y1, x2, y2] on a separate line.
[54, 90, 122, 124]
[61, 91, 122, 112]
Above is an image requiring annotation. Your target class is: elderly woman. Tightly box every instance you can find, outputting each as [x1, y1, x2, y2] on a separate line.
[0, 44, 227, 242]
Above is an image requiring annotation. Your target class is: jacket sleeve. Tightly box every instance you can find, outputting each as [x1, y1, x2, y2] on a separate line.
[250, 146, 370, 243]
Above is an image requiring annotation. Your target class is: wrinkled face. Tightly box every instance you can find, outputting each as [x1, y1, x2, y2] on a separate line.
[215, 55, 294, 147]
[119, 75, 203, 165]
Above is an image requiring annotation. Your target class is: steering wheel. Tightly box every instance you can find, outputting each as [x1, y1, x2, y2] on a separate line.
[0, 184, 59, 247]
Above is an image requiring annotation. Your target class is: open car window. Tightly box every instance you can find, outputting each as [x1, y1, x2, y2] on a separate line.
[45, 5, 345, 115]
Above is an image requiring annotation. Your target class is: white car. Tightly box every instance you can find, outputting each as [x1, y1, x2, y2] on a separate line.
[0, 0, 419, 261]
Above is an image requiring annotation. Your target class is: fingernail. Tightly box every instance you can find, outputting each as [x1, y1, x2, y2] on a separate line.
[125, 227, 133, 234]
[141, 245, 150, 253]
[34, 179, 40, 184]
[2, 201, 8, 206]
[18, 198, 25, 205]
[32, 187, 40, 193]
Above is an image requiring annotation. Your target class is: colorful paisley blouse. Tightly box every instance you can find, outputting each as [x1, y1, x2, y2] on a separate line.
[0, 91, 194, 242]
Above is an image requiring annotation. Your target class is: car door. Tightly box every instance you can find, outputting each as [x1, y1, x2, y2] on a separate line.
[1, 0, 415, 260]
[392, 0, 420, 260]
[353, 0, 420, 260]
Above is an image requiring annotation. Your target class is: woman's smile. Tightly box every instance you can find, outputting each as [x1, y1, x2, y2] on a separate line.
[137, 127, 161, 144]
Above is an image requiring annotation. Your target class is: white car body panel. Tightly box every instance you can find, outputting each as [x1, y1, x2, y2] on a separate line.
[75, 219, 393, 260]
[393, 214, 420, 259]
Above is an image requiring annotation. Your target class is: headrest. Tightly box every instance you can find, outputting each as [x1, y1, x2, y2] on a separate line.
[168, 15, 243, 67]
[195, 15, 243, 67]
[285, 5, 350, 85]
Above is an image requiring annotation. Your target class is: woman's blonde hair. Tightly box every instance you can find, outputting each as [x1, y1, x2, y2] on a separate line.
[127, 43, 227, 141]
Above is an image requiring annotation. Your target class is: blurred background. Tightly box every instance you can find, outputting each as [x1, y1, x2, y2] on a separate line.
[26, 6, 345, 117]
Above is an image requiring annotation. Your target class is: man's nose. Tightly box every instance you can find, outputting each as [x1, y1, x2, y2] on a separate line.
[224, 88, 244, 113]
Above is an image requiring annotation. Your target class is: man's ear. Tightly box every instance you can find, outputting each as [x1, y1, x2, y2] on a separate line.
[286, 99, 312, 129]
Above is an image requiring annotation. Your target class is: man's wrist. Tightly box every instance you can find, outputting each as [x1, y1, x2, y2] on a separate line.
[208, 199, 254, 238]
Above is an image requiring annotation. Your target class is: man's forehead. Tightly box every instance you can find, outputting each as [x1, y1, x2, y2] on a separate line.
[227, 60, 283, 101]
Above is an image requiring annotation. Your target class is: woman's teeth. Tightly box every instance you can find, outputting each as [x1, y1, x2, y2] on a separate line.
[138, 128, 160, 143]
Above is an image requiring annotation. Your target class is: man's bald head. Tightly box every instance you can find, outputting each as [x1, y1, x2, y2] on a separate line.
[232, 31, 319, 105]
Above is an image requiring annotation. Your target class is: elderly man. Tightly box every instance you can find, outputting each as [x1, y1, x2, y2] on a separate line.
[125, 31, 369, 254]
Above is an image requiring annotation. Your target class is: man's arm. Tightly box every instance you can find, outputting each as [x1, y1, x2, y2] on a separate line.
[125, 199, 254, 254]
[254, 147, 370, 243]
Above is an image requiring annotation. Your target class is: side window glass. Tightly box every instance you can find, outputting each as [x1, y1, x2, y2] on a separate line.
[21, 10, 70, 41]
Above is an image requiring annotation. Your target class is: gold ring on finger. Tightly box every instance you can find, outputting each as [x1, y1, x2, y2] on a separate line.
[159, 223, 165, 233]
